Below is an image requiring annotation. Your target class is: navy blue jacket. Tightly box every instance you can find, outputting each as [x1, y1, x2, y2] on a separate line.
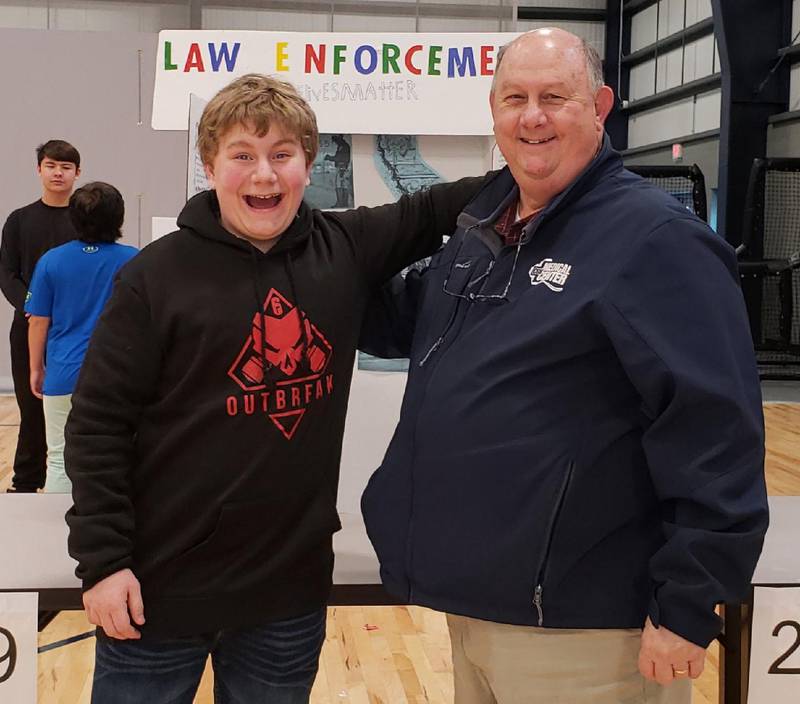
[360, 138, 768, 648]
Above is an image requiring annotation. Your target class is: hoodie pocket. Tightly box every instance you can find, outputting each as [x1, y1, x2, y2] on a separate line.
[158, 496, 341, 596]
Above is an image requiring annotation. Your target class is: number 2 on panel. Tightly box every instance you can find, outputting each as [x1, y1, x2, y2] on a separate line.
[768, 620, 800, 675]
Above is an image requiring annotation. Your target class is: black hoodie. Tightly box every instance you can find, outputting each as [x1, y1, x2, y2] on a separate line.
[65, 180, 484, 637]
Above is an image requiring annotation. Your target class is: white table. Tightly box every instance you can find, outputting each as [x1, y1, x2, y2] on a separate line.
[0, 494, 391, 607]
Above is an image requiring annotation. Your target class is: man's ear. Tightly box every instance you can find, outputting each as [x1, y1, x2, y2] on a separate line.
[594, 85, 615, 125]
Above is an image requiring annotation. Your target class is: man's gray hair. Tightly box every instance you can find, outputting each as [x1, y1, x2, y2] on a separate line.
[492, 33, 605, 94]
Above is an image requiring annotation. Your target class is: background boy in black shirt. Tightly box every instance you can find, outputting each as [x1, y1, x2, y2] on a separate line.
[0, 139, 81, 492]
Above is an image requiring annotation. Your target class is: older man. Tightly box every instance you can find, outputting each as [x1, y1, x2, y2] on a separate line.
[360, 28, 768, 704]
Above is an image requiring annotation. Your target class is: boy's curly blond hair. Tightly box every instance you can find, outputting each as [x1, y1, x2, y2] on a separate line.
[197, 74, 319, 166]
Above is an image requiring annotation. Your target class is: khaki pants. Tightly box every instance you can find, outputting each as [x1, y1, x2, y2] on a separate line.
[447, 614, 692, 704]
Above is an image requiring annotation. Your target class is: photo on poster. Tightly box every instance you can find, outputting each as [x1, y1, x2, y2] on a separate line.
[373, 135, 443, 198]
[187, 94, 211, 199]
[306, 134, 354, 210]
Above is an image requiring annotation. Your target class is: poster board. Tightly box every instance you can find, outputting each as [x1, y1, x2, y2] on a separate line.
[153, 31, 520, 134]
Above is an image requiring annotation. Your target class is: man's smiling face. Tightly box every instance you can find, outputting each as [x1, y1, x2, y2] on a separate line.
[490, 29, 613, 209]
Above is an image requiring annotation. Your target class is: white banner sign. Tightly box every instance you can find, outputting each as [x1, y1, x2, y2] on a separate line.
[748, 587, 800, 703]
[0, 592, 38, 703]
[152, 31, 520, 134]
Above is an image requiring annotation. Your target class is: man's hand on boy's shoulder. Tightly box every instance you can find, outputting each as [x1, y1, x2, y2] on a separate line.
[83, 568, 146, 640]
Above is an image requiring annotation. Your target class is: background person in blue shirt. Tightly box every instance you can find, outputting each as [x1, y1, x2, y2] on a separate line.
[25, 182, 137, 493]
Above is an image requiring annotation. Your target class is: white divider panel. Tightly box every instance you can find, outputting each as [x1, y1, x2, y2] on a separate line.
[0, 592, 38, 704]
[749, 586, 800, 702]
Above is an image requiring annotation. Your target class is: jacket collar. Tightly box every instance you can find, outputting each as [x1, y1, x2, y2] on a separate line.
[456, 133, 623, 240]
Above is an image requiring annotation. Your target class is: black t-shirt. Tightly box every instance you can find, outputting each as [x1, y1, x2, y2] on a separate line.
[0, 199, 77, 313]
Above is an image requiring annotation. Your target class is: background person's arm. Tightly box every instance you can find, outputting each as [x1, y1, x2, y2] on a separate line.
[27, 315, 49, 399]
[0, 212, 30, 312]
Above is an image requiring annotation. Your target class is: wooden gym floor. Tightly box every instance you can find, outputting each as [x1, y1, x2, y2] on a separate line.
[0, 396, 797, 704]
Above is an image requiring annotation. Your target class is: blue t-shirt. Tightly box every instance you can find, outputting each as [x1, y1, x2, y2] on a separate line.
[24, 239, 138, 395]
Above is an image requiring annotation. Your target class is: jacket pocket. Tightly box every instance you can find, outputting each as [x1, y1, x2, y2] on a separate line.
[154, 495, 341, 596]
[407, 440, 574, 619]
[532, 460, 575, 626]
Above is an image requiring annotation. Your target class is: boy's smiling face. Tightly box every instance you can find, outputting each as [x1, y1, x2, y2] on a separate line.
[205, 122, 311, 252]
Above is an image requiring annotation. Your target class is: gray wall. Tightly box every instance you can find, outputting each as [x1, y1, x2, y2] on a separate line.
[767, 121, 800, 158]
[0, 28, 187, 389]
[623, 137, 719, 215]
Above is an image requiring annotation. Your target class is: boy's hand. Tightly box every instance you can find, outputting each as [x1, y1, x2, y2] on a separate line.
[83, 568, 146, 640]
[638, 617, 706, 685]
[30, 367, 44, 399]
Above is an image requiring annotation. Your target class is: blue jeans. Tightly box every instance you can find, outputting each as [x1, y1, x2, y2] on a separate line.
[92, 608, 326, 703]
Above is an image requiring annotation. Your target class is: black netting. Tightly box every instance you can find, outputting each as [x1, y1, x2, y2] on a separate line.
[645, 176, 698, 215]
[753, 171, 800, 356]
[756, 361, 800, 380]
[763, 171, 800, 259]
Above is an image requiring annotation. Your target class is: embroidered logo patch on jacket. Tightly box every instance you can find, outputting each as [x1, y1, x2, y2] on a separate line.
[529, 259, 572, 292]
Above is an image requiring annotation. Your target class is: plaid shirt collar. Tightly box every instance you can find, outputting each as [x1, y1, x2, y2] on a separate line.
[493, 200, 542, 246]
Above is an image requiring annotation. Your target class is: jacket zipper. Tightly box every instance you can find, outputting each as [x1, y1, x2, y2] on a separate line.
[532, 461, 575, 626]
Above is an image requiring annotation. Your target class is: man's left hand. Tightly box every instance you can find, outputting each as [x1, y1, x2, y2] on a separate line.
[638, 617, 706, 685]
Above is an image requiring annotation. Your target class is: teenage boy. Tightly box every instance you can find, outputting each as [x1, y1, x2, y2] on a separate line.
[0, 140, 80, 493]
[65, 74, 487, 703]
[26, 182, 137, 494]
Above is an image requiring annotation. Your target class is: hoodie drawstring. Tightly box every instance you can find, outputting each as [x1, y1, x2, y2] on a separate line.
[250, 247, 275, 390]
[249, 247, 312, 389]
[285, 251, 312, 361]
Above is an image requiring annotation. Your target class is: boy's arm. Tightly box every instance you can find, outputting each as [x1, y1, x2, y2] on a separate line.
[332, 174, 490, 287]
[0, 212, 29, 312]
[359, 265, 429, 359]
[65, 277, 161, 601]
[27, 315, 49, 399]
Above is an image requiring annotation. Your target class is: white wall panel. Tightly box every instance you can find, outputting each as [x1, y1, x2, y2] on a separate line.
[202, 7, 330, 31]
[684, 0, 712, 25]
[694, 88, 721, 132]
[682, 33, 715, 83]
[793, 0, 800, 41]
[631, 3, 657, 52]
[0, 0, 188, 30]
[515, 19, 604, 53]
[630, 59, 655, 100]
[0, 2, 47, 28]
[696, 0, 712, 21]
[628, 88, 720, 149]
[44, 1, 187, 31]
[417, 15, 499, 32]
[658, 0, 685, 39]
[628, 97, 694, 148]
[656, 46, 682, 92]
[514, 0, 605, 6]
[790, 63, 800, 111]
[334, 12, 416, 31]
